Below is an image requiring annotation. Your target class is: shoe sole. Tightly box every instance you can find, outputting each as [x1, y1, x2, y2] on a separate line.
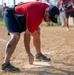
[1, 69, 20, 73]
[35, 59, 51, 62]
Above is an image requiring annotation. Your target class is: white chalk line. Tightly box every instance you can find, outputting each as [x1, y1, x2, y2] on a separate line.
[0, 38, 7, 43]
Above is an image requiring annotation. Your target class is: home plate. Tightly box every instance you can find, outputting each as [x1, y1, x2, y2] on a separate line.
[24, 62, 51, 69]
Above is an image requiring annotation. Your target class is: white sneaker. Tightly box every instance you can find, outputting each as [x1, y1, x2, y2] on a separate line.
[66, 27, 70, 31]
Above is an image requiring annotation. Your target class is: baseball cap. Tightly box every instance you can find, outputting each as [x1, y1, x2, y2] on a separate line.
[48, 6, 60, 23]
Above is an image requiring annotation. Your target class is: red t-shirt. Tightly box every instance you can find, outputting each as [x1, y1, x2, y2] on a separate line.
[14, 2, 49, 33]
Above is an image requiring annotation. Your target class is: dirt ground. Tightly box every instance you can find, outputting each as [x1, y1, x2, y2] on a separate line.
[0, 25, 74, 75]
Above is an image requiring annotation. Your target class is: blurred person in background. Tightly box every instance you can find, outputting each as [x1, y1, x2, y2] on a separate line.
[45, 0, 52, 6]
[56, 0, 66, 27]
[2, 3, 9, 16]
[45, 0, 53, 26]
[72, 0, 74, 24]
[61, 0, 74, 31]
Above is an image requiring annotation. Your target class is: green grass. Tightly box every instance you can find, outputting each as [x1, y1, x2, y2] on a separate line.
[0, 18, 5, 25]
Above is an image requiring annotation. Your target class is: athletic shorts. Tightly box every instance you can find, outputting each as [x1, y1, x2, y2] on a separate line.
[65, 11, 74, 18]
[3, 8, 26, 34]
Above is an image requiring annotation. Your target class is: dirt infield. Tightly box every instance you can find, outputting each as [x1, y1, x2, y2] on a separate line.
[0, 26, 74, 75]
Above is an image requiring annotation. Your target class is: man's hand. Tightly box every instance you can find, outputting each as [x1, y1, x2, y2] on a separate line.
[28, 53, 34, 64]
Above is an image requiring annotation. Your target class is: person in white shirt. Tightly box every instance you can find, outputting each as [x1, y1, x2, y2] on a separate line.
[61, 0, 74, 31]
[45, 0, 52, 6]
[56, 0, 66, 27]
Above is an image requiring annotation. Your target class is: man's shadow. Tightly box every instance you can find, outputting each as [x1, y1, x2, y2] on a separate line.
[20, 61, 74, 75]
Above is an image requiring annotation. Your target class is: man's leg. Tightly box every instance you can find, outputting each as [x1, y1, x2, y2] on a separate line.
[2, 33, 20, 72]
[24, 30, 31, 53]
[24, 30, 34, 64]
[31, 27, 51, 61]
[24, 28, 51, 62]
[65, 12, 70, 31]
[65, 18, 69, 31]
[24, 28, 41, 54]
[31, 27, 41, 54]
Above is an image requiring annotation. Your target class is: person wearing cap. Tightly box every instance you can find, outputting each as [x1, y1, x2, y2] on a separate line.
[2, 2, 59, 72]
[61, 0, 74, 31]
[2, 3, 9, 16]
[56, 0, 66, 27]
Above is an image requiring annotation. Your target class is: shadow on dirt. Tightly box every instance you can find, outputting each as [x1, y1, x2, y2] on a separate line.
[20, 62, 74, 75]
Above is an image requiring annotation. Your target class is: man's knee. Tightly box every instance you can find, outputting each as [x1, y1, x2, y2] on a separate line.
[11, 33, 20, 41]
[32, 27, 40, 37]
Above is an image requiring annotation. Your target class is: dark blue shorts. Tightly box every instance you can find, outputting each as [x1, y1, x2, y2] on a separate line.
[65, 11, 74, 18]
[3, 8, 26, 33]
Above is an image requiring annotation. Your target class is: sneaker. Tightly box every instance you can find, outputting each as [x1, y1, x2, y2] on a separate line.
[66, 26, 70, 31]
[35, 53, 51, 62]
[2, 62, 20, 72]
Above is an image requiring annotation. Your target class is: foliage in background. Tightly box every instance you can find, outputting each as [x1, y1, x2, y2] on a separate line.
[0, 18, 5, 25]
[0, 17, 61, 26]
